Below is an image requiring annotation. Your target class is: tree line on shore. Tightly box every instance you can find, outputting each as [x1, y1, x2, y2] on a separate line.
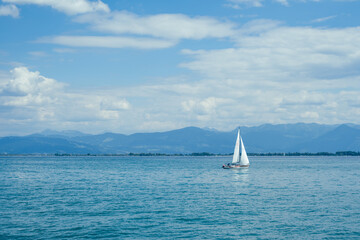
[1, 151, 360, 157]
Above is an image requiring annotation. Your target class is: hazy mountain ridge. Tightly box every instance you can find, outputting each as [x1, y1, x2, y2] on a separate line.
[0, 123, 359, 154]
[0, 136, 98, 154]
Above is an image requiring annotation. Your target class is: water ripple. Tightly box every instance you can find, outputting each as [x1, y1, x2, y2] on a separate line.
[0, 156, 359, 239]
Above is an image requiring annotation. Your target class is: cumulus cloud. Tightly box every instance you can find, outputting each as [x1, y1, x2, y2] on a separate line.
[2, 20, 360, 134]
[176, 22, 360, 128]
[0, 4, 19, 18]
[182, 97, 217, 115]
[0, 67, 130, 134]
[1, 67, 64, 97]
[3, 0, 109, 15]
[1, 62, 360, 135]
[0, 68, 238, 134]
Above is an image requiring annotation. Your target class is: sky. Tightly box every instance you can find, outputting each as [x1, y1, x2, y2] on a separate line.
[0, 0, 360, 136]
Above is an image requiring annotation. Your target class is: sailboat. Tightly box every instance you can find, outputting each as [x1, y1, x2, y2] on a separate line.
[222, 128, 250, 169]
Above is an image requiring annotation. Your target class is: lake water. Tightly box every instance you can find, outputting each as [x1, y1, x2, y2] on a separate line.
[0, 156, 359, 239]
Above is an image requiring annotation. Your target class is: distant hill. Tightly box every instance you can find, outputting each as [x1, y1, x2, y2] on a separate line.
[298, 124, 360, 152]
[0, 136, 98, 154]
[0, 123, 359, 154]
[38, 129, 90, 138]
[70, 127, 234, 154]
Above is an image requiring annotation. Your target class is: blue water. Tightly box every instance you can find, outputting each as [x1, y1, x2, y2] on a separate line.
[0, 156, 359, 239]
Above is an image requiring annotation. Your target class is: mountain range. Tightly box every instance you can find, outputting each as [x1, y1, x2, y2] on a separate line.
[1, 123, 360, 154]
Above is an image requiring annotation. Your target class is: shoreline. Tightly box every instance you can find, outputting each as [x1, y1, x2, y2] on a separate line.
[1, 151, 360, 157]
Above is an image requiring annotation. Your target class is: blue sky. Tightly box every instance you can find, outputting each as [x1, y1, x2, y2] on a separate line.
[0, 0, 360, 136]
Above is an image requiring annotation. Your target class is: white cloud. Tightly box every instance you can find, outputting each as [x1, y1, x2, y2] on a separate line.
[40, 10, 235, 49]
[182, 97, 219, 115]
[181, 23, 360, 81]
[13, 2, 235, 49]
[39, 10, 235, 49]
[175, 22, 360, 128]
[311, 15, 337, 23]
[226, 0, 264, 8]
[1, 67, 64, 97]
[281, 91, 326, 106]
[53, 48, 76, 53]
[276, 0, 289, 6]
[0, 67, 130, 134]
[301, 111, 320, 120]
[2, 20, 360, 134]
[3, 0, 109, 15]
[236, 19, 282, 36]
[40, 35, 177, 49]
[1, 62, 360, 135]
[75, 11, 236, 40]
[0, 4, 19, 18]
[226, 0, 322, 8]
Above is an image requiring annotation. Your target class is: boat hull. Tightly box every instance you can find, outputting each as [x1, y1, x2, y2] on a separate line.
[222, 164, 249, 169]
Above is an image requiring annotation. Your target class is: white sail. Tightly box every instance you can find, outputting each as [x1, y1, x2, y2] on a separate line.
[232, 129, 240, 164]
[223, 128, 250, 168]
[239, 137, 249, 166]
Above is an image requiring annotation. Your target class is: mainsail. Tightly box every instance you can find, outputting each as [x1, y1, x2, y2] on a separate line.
[231, 129, 240, 164]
